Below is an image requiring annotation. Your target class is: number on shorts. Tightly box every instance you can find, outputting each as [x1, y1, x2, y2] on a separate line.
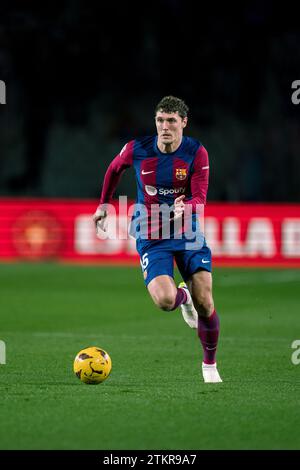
[140, 253, 149, 270]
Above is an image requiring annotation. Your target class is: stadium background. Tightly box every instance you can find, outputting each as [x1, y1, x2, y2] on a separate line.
[0, 1, 300, 452]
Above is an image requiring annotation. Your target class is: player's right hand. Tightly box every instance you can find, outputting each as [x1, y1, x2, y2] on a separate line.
[93, 208, 108, 237]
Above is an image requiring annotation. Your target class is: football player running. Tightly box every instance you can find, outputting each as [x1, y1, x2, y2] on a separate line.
[93, 96, 222, 383]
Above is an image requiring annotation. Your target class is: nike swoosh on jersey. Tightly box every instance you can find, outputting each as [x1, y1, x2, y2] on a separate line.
[202, 259, 210, 263]
[141, 170, 154, 175]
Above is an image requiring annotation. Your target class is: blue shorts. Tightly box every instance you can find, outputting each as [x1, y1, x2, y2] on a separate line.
[136, 238, 212, 286]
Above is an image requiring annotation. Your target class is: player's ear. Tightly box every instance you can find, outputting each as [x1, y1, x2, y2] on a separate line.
[182, 117, 188, 128]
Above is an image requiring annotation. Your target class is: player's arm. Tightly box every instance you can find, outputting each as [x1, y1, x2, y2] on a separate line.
[93, 141, 134, 231]
[174, 145, 209, 216]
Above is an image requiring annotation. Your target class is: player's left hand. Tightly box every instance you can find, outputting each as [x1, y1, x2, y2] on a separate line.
[174, 195, 185, 219]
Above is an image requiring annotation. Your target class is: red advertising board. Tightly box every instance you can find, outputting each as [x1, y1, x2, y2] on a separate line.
[0, 198, 300, 266]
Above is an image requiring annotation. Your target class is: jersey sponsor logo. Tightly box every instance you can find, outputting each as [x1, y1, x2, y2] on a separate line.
[145, 186, 185, 197]
[159, 187, 185, 196]
[175, 168, 187, 180]
[145, 185, 158, 196]
[141, 170, 154, 175]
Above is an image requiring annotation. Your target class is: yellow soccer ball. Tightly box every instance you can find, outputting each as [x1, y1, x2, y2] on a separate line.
[73, 346, 112, 384]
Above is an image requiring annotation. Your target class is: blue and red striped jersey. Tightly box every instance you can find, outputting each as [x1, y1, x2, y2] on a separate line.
[99, 135, 209, 239]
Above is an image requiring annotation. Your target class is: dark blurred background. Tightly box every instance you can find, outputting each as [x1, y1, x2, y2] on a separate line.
[0, 0, 299, 202]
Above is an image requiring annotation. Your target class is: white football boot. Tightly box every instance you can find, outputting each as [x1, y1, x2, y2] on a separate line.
[202, 362, 223, 383]
[178, 282, 198, 329]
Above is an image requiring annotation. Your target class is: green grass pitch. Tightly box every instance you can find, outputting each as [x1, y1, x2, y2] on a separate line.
[0, 263, 299, 450]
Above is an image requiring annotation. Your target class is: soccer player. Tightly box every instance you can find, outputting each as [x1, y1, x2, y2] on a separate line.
[93, 96, 222, 383]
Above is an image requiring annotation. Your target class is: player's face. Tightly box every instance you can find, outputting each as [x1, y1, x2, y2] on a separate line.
[155, 111, 187, 146]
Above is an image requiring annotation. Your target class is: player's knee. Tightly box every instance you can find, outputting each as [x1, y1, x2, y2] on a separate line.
[193, 293, 214, 317]
[153, 293, 176, 312]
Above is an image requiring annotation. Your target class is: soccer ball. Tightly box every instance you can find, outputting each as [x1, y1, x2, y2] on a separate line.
[73, 346, 112, 384]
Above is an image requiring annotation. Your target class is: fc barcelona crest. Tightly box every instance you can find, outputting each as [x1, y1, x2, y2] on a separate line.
[176, 168, 187, 180]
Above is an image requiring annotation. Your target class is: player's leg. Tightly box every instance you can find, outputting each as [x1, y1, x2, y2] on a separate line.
[187, 269, 214, 316]
[147, 274, 186, 311]
[137, 243, 193, 312]
[188, 270, 222, 382]
[187, 269, 219, 360]
[176, 244, 222, 382]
